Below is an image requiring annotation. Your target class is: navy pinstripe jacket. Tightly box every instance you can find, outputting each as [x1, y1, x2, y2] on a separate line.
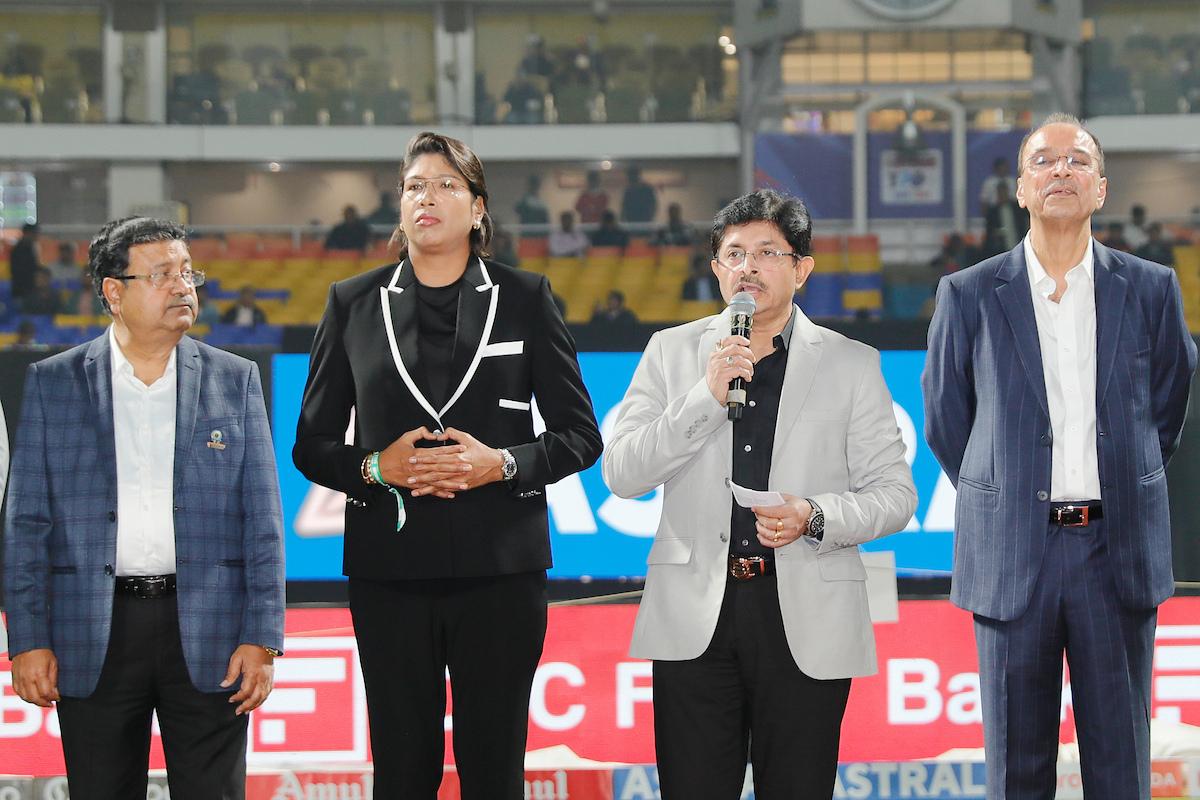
[923, 241, 1196, 621]
[3, 333, 285, 696]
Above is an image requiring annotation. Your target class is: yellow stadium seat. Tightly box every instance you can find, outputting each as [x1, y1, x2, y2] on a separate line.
[678, 299, 721, 321]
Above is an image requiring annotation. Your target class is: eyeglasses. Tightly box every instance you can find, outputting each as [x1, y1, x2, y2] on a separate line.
[714, 248, 799, 272]
[1024, 152, 1098, 174]
[113, 269, 206, 289]
[400, 177, 470, 199]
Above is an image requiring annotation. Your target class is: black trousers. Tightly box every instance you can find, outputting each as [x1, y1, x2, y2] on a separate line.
[974, 519, 1156, 800]
[653, 575, 851, 800]
[56, 593, 248, 800]
[349, 571, 548, 800]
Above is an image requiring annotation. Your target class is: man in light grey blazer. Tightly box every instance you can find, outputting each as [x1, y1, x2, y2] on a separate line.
[604, 190, 916, 799]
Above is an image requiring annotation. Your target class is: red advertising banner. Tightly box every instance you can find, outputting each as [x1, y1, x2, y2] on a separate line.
[3, 597, 1198, 776]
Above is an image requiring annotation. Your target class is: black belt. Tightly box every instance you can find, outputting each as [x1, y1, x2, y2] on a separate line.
[115, 574, 176, 599]
[729, 555, 775, 581]
[1049, 502, 1103, 527]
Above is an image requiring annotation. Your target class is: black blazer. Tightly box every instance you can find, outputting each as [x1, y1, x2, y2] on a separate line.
[293, 258, 603, 579]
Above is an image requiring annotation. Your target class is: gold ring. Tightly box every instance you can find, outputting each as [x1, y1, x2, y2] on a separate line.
[725, 356, 733, 365]
[776, 519, 783, 531]
[773, 532, 780, 543]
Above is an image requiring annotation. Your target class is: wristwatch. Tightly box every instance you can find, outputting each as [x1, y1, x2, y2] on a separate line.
[804, 498, 825, 541]
[499, 448, 518, 482]
[261, 645, 282, 657]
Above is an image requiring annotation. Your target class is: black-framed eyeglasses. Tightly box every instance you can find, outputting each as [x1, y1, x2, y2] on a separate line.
[113, 269, 206, 289]
[714, 248, 799, 272]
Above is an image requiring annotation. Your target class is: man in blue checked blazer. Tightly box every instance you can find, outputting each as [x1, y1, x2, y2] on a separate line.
[4, 218, 285, 800]
[924, 115, 1197, 799]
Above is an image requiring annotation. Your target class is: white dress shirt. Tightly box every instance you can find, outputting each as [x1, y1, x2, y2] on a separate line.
[1024, 236, 1102, 501]
[110, 327, 178, 576]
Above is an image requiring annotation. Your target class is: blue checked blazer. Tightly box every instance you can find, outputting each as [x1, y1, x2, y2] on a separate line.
[922, 241, 1197, 621]
[3, 333, 285, 696]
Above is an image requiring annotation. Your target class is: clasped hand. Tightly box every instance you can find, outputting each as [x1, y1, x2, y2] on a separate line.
[378, 426, 504, 499]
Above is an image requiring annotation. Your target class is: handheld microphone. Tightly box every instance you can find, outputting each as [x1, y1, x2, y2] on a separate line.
[726, 291, 756, 421]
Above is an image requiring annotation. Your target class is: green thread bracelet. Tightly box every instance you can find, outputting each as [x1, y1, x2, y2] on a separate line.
[369, 451, 406, 531]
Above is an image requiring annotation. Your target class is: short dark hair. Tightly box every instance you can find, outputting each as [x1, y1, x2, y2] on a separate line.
[1017, 112, 1106, 176]
[710, 189, 813, 258]
[22, 222, 38, 235]
[89, 217, 187, 313]
[393, 131, 493, 261]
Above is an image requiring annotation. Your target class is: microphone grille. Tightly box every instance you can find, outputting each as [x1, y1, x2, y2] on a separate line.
[728, 291, 756, 316]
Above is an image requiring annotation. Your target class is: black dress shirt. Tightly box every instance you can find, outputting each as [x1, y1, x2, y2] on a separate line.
[729, 310, 795, 561]
[415, 278, 462, 409]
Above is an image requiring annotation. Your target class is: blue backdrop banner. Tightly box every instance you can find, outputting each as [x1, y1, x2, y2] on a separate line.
[272, 351, 956, 581]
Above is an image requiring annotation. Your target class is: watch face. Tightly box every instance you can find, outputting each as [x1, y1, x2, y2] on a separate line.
[854, 0, 957, 20]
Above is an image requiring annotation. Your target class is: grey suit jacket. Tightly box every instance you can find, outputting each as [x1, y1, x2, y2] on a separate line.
[603, 306, 916, 679]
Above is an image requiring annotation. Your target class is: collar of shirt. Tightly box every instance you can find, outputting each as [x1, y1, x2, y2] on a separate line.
[109, 325, 177, 389]
[1024, 234, 1095, 299]
[766, 304, 797, 352]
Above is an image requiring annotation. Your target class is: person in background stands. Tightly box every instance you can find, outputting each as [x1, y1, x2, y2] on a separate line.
[979, 156, 1017, 217]
[49, 241, 80, 283]
[655, 203, 694, 247]
[574, 169, 609, 225]
[589, 289, 638, 328]
[590, 210, 630, 250]
[548, 211, 590, 258]
[325, 205, 371, 252]
[21, 268, 62, 316]
[10, 222, 42, 303]
[1123, 203, 1149, 251]
[221, 285, 268, 327]
[514, 174, 551, 235]
[1135, 222, 1176, 267]
[681, 253, 721, 301]
[620, 166, 657, 225]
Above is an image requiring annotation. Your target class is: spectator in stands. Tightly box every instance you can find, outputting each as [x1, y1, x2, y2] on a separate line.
[979, 156, 1017, 217]
[655, 203, 694, 246]
[982, 181, 1028, 257]
[931, 233, 978, 274]
[502, 71, 545, 124]
[590, 289, 638, 327]
[681, 253, 721, 301]
[325, 205, 371, 252]
[10, 222, 41, 302]
[590, 210, 630, 250]
[491, 227, 520, 268]
[49, 241, 79, 282]
[194, 284, 221, 327]
[64, 264, 104, 316]
[620, 166, 658, 225]
[549, 212, 589, 258]
[518, 35, 554, 79]
[1103, 221, 1132, 252]
[11, 319, 39, 349]
[365, 191, 399, 230]
[21, 268, 62, 316]
[1123, 203, 1150, 250]
[221, 286, 267, 326]
[514, 174, 551, 233]
[1136, 222, 1175, 267]
[575, 170, 609, 225]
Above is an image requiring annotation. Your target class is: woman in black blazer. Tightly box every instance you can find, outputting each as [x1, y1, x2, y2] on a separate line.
[293, 132, 602, 799]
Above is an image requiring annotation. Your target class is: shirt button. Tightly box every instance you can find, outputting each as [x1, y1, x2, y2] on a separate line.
[744, 445, 752, 452]
[741, 540, 749, 547]
[1037, 490, 1049, 501]
[719, 533, 728, 542]
[749, 400, 756, 407]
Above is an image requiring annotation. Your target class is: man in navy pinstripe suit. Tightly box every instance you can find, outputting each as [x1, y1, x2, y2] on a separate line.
[923, 114, 1196, 798]
[3, 218, 285, 800]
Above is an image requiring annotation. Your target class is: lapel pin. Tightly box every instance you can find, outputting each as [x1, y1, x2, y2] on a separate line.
[207, 430, 226, 450]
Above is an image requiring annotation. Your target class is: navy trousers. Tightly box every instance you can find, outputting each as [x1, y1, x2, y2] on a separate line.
[974, 518, 1157, 799]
